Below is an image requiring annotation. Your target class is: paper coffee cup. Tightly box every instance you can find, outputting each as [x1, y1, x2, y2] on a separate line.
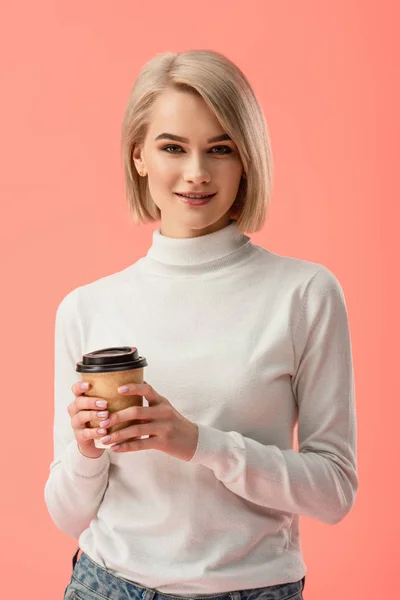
[76, 346, 148, 449]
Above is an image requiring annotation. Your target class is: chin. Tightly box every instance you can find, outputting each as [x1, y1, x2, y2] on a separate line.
[186, 212, 233, 231]
[160, 209, 232, 237]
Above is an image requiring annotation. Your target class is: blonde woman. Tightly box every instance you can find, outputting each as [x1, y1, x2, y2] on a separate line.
[45, 49, 358, 600]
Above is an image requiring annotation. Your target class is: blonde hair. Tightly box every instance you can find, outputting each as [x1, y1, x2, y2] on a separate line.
[121, 49, 273, 234]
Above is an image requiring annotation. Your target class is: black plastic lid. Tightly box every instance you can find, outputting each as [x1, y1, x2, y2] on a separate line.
[76, 346, 148, 373]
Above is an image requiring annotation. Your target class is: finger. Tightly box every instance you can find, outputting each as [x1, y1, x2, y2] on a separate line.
[67, 401, 78, 417]
[71, 409, 109, 430]
[68, 397, 108, 421]
[111, 436, 155, 453]
[118, 383, 162, 404]
[104, 421, 153, 445]
[71, 380, 92, 397]
[111, 404, 156, 426]
[74, 394, 108, 412]
[79, 425, 105, 443]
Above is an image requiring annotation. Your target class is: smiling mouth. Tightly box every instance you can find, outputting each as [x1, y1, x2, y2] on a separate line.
[175, 193, 217, 199]
[175, 192, 217, 206]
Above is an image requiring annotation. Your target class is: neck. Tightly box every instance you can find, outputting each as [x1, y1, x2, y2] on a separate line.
[144, 220, 253, 273]
[159, 216, 234, 240]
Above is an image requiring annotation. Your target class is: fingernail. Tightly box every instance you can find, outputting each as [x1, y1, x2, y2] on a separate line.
[80, 382, 89, 390]
[96, 400, 107, 408]
[118, 385, 129, 392]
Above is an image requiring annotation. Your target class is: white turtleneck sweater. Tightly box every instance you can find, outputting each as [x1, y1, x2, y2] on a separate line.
[44, 221, 358, 595]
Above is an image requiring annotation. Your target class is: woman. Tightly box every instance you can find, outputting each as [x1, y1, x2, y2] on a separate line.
[45, 49, 358, 600]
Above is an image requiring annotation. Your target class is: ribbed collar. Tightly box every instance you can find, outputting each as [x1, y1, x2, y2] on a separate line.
[146, 221, 251, 267]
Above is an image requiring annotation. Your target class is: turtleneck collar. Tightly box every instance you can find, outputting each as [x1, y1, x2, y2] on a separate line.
[146, 221, 251, 267]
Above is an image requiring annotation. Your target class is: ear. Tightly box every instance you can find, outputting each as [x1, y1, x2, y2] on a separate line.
[132, 144, 145, 176]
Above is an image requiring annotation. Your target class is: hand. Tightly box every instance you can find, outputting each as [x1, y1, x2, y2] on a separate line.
[68, 381, 109, 459]
[99, 381, 199, 462]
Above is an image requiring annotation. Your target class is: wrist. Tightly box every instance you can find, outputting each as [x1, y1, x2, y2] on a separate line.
[77, 443, 105, 459]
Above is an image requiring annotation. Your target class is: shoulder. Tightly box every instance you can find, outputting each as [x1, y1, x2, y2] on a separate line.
[254, 245, 342, 293]
[55, 260, 142, 316]
[66, 261, 142, 299]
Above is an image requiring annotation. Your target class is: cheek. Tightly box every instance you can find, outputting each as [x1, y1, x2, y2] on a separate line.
[218, 157, 243, 180]
[220, 167, 243, 193]
[149, 154, 178, 179]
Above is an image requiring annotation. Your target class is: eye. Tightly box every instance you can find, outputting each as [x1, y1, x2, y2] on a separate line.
[161, 145, 182, 154]
[161, 145, 233, 155]
[210, 146, 233, 154]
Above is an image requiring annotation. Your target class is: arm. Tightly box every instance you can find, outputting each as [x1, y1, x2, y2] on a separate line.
[189, 268, 358, 525]
[44, 288, 111, 539]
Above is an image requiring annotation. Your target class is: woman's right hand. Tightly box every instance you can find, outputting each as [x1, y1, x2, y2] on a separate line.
[68, 381, 109, 459]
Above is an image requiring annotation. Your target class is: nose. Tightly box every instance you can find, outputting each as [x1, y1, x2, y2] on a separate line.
[184, 155, 211, 184]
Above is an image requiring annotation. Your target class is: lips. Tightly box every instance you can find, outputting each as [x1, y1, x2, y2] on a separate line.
[175, 193, 217, 199]
[175, 193, 217, 207]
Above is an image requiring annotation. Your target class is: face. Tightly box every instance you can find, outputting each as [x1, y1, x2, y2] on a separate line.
[132, 88, 245, 238]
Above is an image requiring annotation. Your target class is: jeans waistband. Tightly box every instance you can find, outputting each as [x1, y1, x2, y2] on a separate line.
[71, 547, 306, 600]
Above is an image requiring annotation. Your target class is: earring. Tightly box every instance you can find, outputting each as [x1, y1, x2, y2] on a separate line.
[139, 170, 147, 177]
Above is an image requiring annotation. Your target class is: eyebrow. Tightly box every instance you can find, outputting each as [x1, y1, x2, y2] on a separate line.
[154, 133, 232, 144]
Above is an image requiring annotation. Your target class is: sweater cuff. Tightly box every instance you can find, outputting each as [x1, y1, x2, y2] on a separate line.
[189, 422, 238, 470]
[64, 439, 111, 479]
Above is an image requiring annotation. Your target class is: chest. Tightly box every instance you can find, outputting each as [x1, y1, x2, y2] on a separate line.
[82, 281, 298, 446]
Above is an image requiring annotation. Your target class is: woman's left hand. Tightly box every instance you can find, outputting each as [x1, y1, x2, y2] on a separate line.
[100, 382, 199, 462]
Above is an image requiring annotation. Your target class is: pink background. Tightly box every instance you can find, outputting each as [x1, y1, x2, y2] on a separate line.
[0, 1, 397, 598]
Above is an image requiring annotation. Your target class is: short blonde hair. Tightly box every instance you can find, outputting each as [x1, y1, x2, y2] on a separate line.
[121, 49, 273, 234]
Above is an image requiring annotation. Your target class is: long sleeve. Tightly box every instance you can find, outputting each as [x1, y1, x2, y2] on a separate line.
[189, 268, 358, 526]
[44, 288, 111, 539]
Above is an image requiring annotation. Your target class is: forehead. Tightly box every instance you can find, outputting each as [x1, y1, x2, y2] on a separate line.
[147, 88, 223, 137]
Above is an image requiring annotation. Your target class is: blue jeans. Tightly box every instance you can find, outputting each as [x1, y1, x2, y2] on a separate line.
[64, 547, 306, 600]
